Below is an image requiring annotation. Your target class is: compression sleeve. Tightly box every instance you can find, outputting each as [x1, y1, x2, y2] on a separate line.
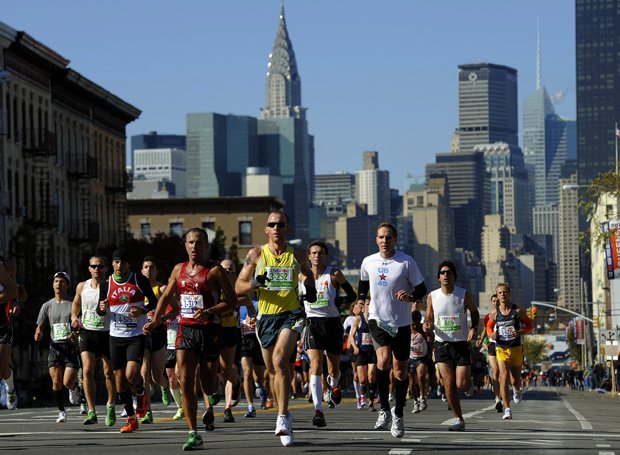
[357, 280, 369, 302]
[409, 281, 427, 302]
[96, 280, 109, 316]
[486, 317, 495, 336]
[521, 316, 534, 335]
[137, 274, 159, 312]
[336, 281, 357, 305]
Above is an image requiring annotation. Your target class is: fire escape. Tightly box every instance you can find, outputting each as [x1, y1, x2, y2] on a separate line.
[68, 153, 99, 245]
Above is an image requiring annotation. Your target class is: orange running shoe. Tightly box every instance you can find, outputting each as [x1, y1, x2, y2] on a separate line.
[120, 417, 139, 433]
[136, 395, 147, 418]
[266, 398, 274, 409]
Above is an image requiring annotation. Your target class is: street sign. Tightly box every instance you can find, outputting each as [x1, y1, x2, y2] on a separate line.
[604, 341, 619, 360]
[600, 330, 619, 343]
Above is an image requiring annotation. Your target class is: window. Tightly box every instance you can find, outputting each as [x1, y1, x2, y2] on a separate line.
[141, 223, 150, 239]
[202, 221, 215, 231]
[239, 221, 252, 245]
[170, 222, 183, 237]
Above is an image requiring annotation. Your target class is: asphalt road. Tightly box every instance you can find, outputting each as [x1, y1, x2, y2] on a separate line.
[1, 386, 619, 454]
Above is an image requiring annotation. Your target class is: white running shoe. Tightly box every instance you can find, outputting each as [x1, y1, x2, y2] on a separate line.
[275, 411, 293, 436]
[69, 386, 81, 405]
[120, 408, 128, 418]
[449, 418, 465, 431]
[374, 409, 392, 430]
[390, 407, 404, 438]
[503, 408, 512, 420]
[57, 411, 67, 423]
[80, 403, 88, 415]
[513, 389, 522, 404]
[412, 400, 420, 414]
[464, 383, 474, 397]
[420, 396, 427, 411]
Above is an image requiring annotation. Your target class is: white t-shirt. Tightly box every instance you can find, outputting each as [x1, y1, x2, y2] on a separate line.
[360, 250, 424, 332]
[430, 286, 469, 342]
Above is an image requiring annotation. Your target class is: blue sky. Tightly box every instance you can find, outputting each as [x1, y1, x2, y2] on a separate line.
[3, 1, 576, 193]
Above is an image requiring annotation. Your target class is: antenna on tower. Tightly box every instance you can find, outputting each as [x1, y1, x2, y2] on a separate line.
[536, 17, 541, 90]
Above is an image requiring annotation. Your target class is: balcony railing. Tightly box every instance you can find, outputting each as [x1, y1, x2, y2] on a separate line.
[20, 129, 57, 155]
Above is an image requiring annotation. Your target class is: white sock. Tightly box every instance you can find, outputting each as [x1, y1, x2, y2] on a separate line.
[328, 374, 341, 389]
[353, 380, 362, 399]
[248, 403, 255, 411]
[310, 375, 322, 411]
[5, 369, 15, 392]
[171, 386, 183, 408]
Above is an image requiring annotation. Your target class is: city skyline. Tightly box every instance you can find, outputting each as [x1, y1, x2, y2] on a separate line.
[3, 1, 576, 192]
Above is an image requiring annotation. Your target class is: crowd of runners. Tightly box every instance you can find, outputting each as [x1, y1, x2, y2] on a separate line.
[0, 213, 536, 450]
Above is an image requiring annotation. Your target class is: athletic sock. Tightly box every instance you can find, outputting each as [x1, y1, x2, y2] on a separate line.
[53, 389, 65, 411]
[310, 374, 322, 411]
[394, 378, 408, 417]
[353, 380, 362, 399]
[376, 368, 390, 411]
[368, 382, 377, 401]
[328, 374, 341, 389]
[171, 386, 183, 408]
[119, 389, 134, 417]
[5, 368, 15, 392]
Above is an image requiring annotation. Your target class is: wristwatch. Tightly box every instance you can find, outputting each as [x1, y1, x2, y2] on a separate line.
[206, 308, 214, 318]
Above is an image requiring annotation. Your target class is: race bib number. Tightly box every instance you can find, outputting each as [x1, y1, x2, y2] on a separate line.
[180, 294, 204, 319]
[52, 322, 71, 340]
[376, 320, 398, 337]
[264, 266, 293, 291]
[167, 328, 178, 349]
[113, 313, 137, 330]
[410, 342, 424, 357]
[361, 332, 373, 346]
[308, 290, 329, 308]
[437, 315, 461, 332]
[82, 309, 105, 329]
[498, 325, 515, 340]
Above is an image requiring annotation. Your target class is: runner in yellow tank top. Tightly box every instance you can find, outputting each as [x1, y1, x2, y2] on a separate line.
[236, 211, 316, 447]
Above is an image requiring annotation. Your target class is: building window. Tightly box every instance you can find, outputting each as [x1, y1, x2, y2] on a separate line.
[170, 222, 183, 237]
[239, 221, 252, 245]
[202, 221, 215, 231]
[141, 223, 150, 239]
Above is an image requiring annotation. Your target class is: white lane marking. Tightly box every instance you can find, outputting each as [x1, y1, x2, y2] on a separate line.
[597, 445, 611, 448]
[388, 450, 411, 455]
[558, 393, 593, 430]
[441, 404, 495, 425]
[400, 439, 421, 443]
[599, 452, 615, 455]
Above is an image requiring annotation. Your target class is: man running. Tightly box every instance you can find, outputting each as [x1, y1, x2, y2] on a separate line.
[349, 300, 377, 411]
[71, 256, 117, 425]
[144, 228, 237, 451]
[35, 272, 82, 422]
[478, 294, 502, 412]
[300, 240, 356, 427]
[96, 248, 159, 433]
[357, 222, 426, 438]
[487, 283, 534, 420]
[239, 296, 264, 418]
[236, 211, 316, 447]
[424, 261, 479, 432]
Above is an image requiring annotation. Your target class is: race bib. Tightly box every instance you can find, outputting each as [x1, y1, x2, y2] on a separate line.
[498, 325, 515, 340]
[167, 328, 178, 349]
[361, 332, 373, 346]
[180, 294, 204, 319]
[376, 320, 398, 337]
[82, 309, 105, 329]
[410, 342, 424, 357]
[113, 313, 137, 330]
[308, 289, 329, 307]
[437, 315, 461, 332]
[52, 322, 71, 340]
[264, 266, 293, 291]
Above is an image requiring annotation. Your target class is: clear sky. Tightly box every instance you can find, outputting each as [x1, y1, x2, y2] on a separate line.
[3, 1, 576, 193]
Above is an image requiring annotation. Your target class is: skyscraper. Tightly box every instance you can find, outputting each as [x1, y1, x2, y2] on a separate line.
[523, 24, 576, 206]
[259, 2, 314, 242]
[130, 131, 186, 174]
[456, 63, 519, 154]
[576, 0, 620, 185]
[355, 151, 390, 223]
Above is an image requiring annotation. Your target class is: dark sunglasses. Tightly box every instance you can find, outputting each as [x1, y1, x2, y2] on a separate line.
[89, 264, 106, 270]
[267, 222, 287, 228]
[439, 270, 453, 275]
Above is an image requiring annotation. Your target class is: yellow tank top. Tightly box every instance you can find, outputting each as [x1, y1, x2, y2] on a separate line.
[146, 281, 162, 321]
[220, 285, 238, 328]
[255, 244, 300, 315]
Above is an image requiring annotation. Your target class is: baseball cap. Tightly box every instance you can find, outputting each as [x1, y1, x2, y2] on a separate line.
[54, 271, 71, 283]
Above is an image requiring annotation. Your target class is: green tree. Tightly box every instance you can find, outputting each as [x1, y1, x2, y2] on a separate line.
[524, 337, 548, 364]
[566, 330, 583, 365]
[227, 236, 241, 272]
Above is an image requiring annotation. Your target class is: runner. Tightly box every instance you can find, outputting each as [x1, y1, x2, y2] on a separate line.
[70, 256, 117, 425]
[139, 256, 174, 424]
[96, 248, 159, 433]
[35, 272, 82, 422]
[478, 294, 502, 412]
[299, 240, 356, 427]
[424, 261, 479, 432]
[143, 228, 237, 451]
[487, 283, 534, 420]
[357, 222, 427, 438]
[235, 211, 316, 447]
[239, 296, 265, 418]
[349, 300, 377, 412]
[164, 298, 184, 420]
[408, 310, 430, 414]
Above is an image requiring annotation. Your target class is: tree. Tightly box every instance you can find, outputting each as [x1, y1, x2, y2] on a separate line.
[566, 330, 583, 365]
[524, 337, 547, 365]
[577, 168, 620, 251]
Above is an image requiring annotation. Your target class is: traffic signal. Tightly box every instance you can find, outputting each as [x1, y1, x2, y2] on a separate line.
[526, 307, 534, 319]
[532, 307, 537, 319]
[594, 316, 599, 328]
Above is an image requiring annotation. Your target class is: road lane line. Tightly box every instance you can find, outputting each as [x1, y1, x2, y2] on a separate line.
[557, 393, 593, 430]
[441, 404, 495, 425]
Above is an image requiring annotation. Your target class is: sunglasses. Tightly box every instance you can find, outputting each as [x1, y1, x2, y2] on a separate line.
[89, 264, 106, 270]
[267, 222, 287, 228]
[439, 270, 453, 275]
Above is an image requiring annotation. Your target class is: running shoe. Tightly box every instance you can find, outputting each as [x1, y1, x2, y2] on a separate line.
[183, 432, 203, 451]
[136, 395, 147, 418]
[120, 416, 139, 433]
[368, 402, 376, 412]
[513, 389, 522, 404]
[265, 398, 274, 409]
[441, 394, 447, 402]
[312, 410, 326, 427]
[374, 409, 392, 430]
[230, 381, 241, 407]
[307, 392, 313, 403]
[223, 408, 235, 423]
[245, 406, 256, 418]
[56, 411, 67, 423]
[173, 408, 185, 420]
[330, 387, 342, 405]
[495, 398, 503, 413]
[80, 402, 88, 415]
[209, 384, 222, 406]
[357, 397, 364, 409]
[255, 385, 267, 401]
[448, 418, 465, 431]
[361, 395, 369, 406]
[69, 385, 81, 405]
[120, 408, 128, 418]
[106, 405, 116, 426]
[420, 396, 427, 411]
[140, 411, 153, 424]
[503, 408, 512, 420]
[275, 412, 293, 436]
[83, 410, 98, 425]
[406, 389, 412, 400]
[162, 386, 173, 406]
[6, 388, 17, 410]
[390, 407, 404, 438]
[202, 408, 215, 431]
[280, 432, 294, 447]
[412, 400, 420, 414]
[388, 393, 394, 402]
[464, 384, 474, 397]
